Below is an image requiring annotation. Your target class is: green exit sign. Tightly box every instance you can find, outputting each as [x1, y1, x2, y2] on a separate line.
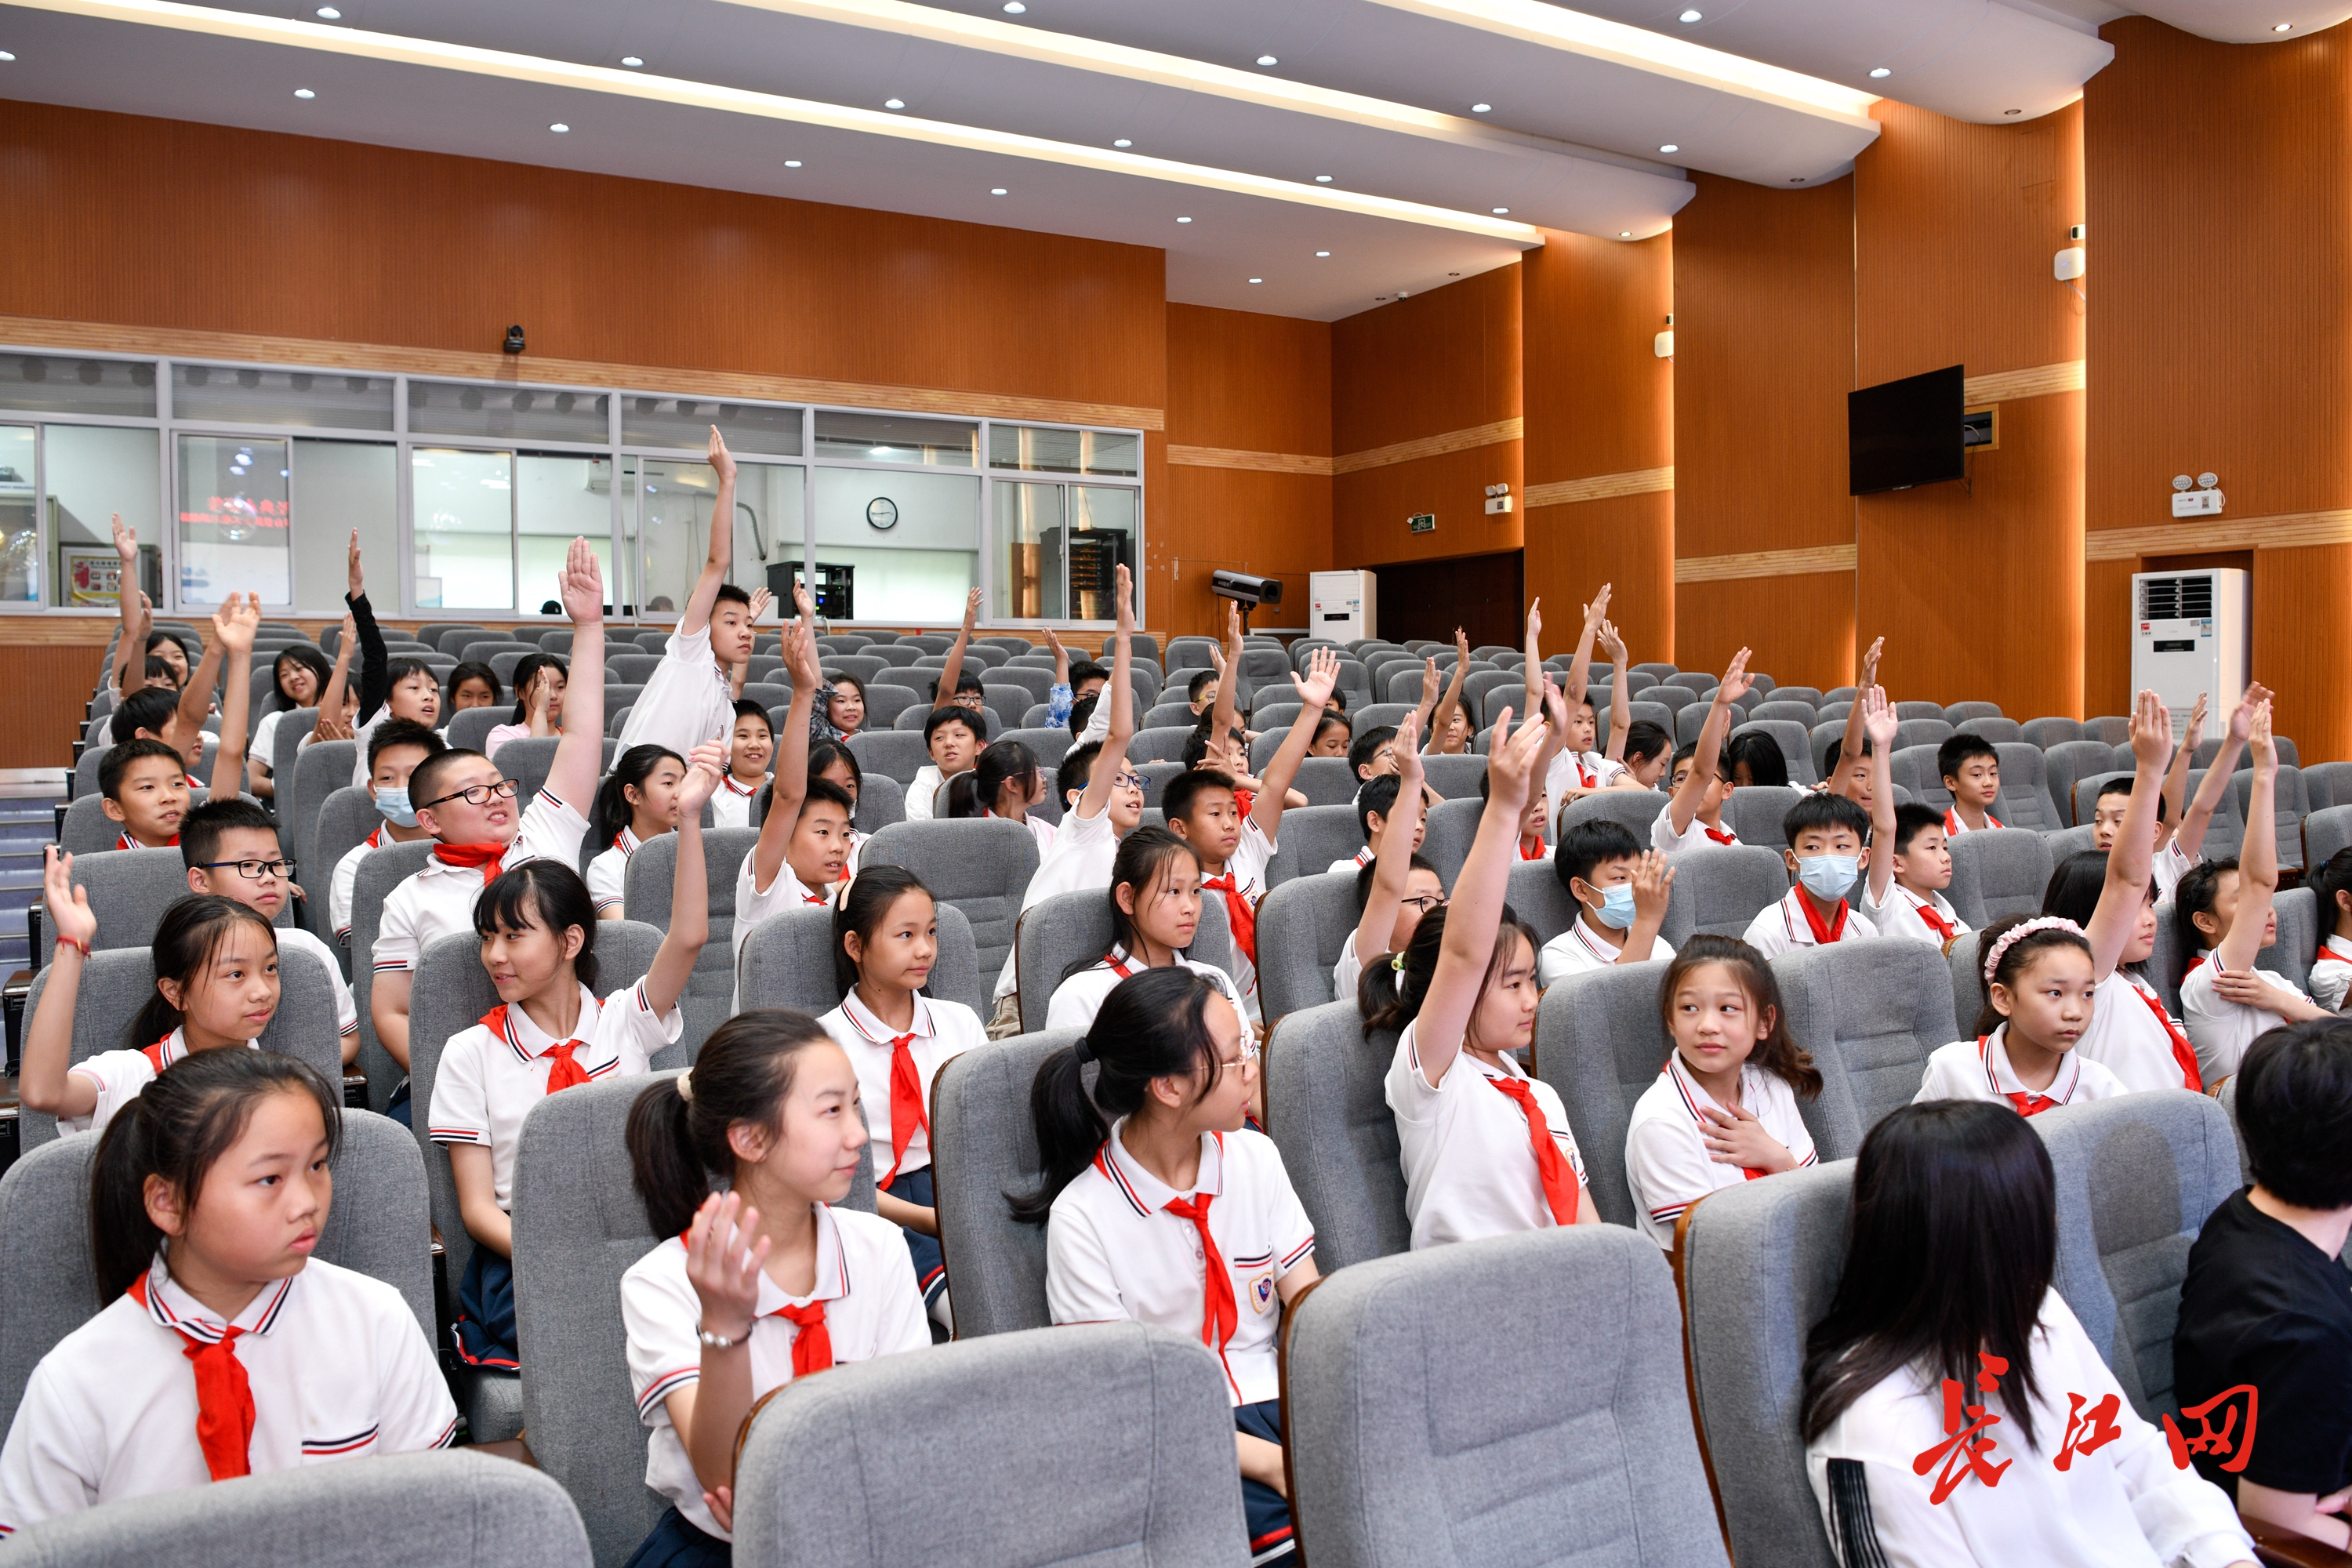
[1406, 513, 1436, 533]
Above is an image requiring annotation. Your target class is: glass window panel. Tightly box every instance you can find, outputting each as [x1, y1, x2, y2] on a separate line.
[517, 453, 617, 615]
[291, 441, 396, 612]
[411, 448, 513, 611]
[44, 424, 159, 608]
[814, 466, 977, 622]
[172, 365, 394, 431]
[987, 423, 1140, 477]
[1067, 485, 1137, 622]
[408, 381, 609, 445]
[993, 481, 1063, 621]
[0, 354, 157, 418]
[631, 459, 803, 617]
[812, 410, 976, 467]
[735, 463, 806, 611]
[0, 426, 38, 605]
[615, 457, 640, 615]
[176, 435, 291, 605]
[622, 396, 803, 456]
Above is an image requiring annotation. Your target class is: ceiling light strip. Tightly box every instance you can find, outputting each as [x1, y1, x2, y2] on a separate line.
[16, 0, 1545, 242]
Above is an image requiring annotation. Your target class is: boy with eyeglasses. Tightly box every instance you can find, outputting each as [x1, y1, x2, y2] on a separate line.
[369, 539, 608, 1073]
[178, 797, 358, 1061]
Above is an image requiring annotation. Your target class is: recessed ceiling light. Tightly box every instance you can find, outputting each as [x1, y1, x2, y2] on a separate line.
[1004, 1, 1025, 10]
[0, 50, 13, 60]
[314, 5, 339, 16]
[1112, 138, 1131, 147]
[1249, 277, 1264, 284]
[621, 55, 644, 67]
[1659, 142, 1678, 152]
[785, 159, 801, 167]
[550, 122, 570, 132]
[294, 87, 314, 98]
[1315, 174, 1334, 183]
[885, 97, 905, 109]
[2003, 107, 2022, 114]
[1621, 230, 1632, 237]
[1868, 66, 1890, 78]
[1256, 54, 1277, 65]
[1472, 102, 1492, 112]
[990, 187, 1007, 194]
[1679, 8, 1702, 19]
[1491, 206, 1509, 214]
[1315, 250, 1330, 256]
[1176, 215, 1192, 223]
[2274, 20, 2293, 28]
[1788, 176, 1804, 183]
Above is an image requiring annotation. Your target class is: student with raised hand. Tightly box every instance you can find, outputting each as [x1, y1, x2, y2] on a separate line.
[1857, 688, 1969, 952]
[1047, 827, 1243, 1031]
[1424, 628, 1474, 755]
[328, 534, 447, 792]
[735, 593, 845, 985]
[433, 750, 717, 1371]
[0, 1051, 456, 1532]
[928, 586, 987, 717]
[622, 1013, 930, 1564]
[1203, 598, 1247, 782]
[1338, 711, 1443, 998]
[1014, 967, 1317, 1566]
[1540, 824, 1674, 984]
[817, 866, 988, 1330]
[2177, 702, 2327, 1087]
[106, 511, 147, 700]
[20, 869, 282, 1139]
[585, 743, 693, 920]
[1377, 709, 1600, 1248]
[1544, 593, 1631, 804]
[2039, 688, 2205, 1096]
[1802, 1102, 2257, 1567]
[2092, 684, 2267, 899]
[370, 539, 608, 1080]
[1657, 648, 1747, 852]
[1821, 637, 1885, 805]
[186, 591, 261, 800]
[617, 429, 753, 766]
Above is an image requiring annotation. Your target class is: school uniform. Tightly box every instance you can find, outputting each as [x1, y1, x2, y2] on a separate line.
[710, 772, 766, 830]
[1624, 1053, 1818, 1249]
[1942, 805, 2004, 836]
[1914, 1026, 2126, 1115]
[372, 787, 590, 978]
[815, 992, 988, 1310]
[1651, 802, 1739, 855]
[62, 1030, 256, 1140]
[615, 621, 738, 762]
[113, 829, 180, 852]
[1860, 879, 1969, 953]
[993, 804, 1121, 1005]
[2075, 969, 2205, 1094]
[1196, 820, 1277, 1025]
[1044, 946, 1243, 1033]
[1326, 845, 1374, 877]
[328, 825, 387, 943]
[251, 708, 285, 779]
[1515, 837, 1554, 863]
[2178, 952, 2310, 1085]
[2154, 839, 2197, 902]
[1385, 1019, 1590, 1250]
[1546, 749, 1624, 803]
[903, 764, 950, 822]
[429, 980, 680, 1365]
[731, 854, 837, 1009]
[1046, 1123, 1315, 1566]
[276, 924, 359, 1044]
[481, 720, 535, 757]
[0, 1255, 456, 1534]
[2308, 933, 2352, 1014]
[623, 1204, 928, 1550]
[1740, 887, 1878, 961]
[988, 808, 1055, 856]
[1333, 933, 1367, 1000]
[585, 826, 644, 916]
[1804, 1289, 2252, 1568]
[1537, 919, 1674, 989]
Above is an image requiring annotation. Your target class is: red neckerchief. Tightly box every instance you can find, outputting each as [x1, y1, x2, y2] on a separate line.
[1944, 807, 2005, 834]
[1702, 825, 1737, 845]
[2132, 972, 2203, 1092]
[1981, 1034, 2067, 1117]
[434, 842, 506, 879]
[1518, 837, 1548, 860]
[129, 1272, 255, 1480]
[1797, 891, 1849, 946]
[1911, 895, 1958, 942]
[482, 1004, 595, 1092]
[119, 831, 180, 851]
[1202, 873, 1258, 964]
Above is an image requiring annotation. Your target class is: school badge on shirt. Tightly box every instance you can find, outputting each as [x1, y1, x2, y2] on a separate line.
[1250, 1272, 1276, 1314]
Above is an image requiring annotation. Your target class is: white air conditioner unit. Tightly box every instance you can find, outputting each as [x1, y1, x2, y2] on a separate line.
[1308, 569, 1376, 642]
[2131, 568, 2249, 738]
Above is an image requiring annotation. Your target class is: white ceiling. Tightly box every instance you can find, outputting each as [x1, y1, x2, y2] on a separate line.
[0, 0, 2322, 320]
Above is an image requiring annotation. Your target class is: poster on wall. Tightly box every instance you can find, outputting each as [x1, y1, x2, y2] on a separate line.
[63, 546, 122, 608]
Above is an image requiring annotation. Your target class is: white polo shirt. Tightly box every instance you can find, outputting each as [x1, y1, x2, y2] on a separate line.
[616, 622, 736, 762]
[732, 853, 835, 1007]
[328, 825, 385, 942]
[1386, 1020, 1589, 1250]
[1325, 846, 1374, 877]
[1915, 1027, 2125, 1114]
[2310, 935, 2352, 1014]
[1652, 801, 1739, 855]
[1333, 932, 1366, 1000]
[816, 991, 986, 1184]
[2178, 953, 2309, 1085]
[585, 826, 643, 916]
[1740, 887, 1878, 960]
[622, 1206, 928, 1543]
[2077, 969, 2204, 1094]
[1860, 880, 1969, 951]
[1198, 818, 1276, 1024]
[2154, 839, 2196, 902]
[1942, 806, 2004, 836]
[0, 1255, 456, 1535]
[1044, 1123, 1315, 1407]
[903, 764, 950, 822]
[996, 805, 1121, 1001]
[372, 789, 590, 975]
[277, 924, 359, 1042]
[1547, 749, 1624, 803]
[1044, 946, 1241, 1033]
[988, 808, 1055, 858]
[427, 981, 679, 1209]
[1538, 918, 1674, 987]
[1625, 1054, 1819, 1249]
[710, 772, 765, 831]
[64, 1031, 258, 1140]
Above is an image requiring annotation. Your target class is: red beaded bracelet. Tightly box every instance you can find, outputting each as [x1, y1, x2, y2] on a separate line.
[54, 936, 89, 960]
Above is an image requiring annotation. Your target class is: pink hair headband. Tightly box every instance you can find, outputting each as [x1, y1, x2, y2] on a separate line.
[1982, 916, 2084, 987]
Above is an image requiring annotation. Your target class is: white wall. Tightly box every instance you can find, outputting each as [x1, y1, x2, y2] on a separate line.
[290, 440, 397, 612]
[813, 466, 977, 622]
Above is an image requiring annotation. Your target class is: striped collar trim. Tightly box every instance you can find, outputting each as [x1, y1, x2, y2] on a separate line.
[1978, 1027, 2080, 1104]
[136, 1256, 293, 1342]
[1093, 1120, 1225, 1218]
[499, 984, 606, 1065]
[840, 989, 934, 1046]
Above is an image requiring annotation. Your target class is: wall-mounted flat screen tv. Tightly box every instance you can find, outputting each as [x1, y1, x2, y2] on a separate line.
[1849, 365, 1965, 495]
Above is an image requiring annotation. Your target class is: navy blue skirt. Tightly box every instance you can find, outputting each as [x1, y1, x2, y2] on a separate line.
[1236, 1399, 1295, 1563]
[882, 1166, 947, 1308]
[454, 1246, 519, 1370]
[623, 1506, 729, 1568]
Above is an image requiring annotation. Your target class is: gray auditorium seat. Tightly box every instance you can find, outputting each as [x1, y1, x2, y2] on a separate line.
[1260, 804, 1365, 889]
[1418, 795, 1484, 887]
[1420, 754, 1486, 800]
[1943, 700, 2002, 723]
[619, 826, 760, 1058]
[348, 838, 434, 1114]
[2307, 803, 2352, 873]
[1668, 843, 1791, 937]
[1725, 784, 1805, 851]
[2023, 715, 2084, 749]
[1947, 826, 2056, 926]
[1263, 1001, 1411, 1270]
[1772, 940, 1955, 1161]
[1011, 887, 1232, 1033]
[1532, 962, 1674, 1228]
[1559, 787, 1668, 840]
[1751, 700, 1820, 728]
[858, 818, 1040, 982]
[2044, 739, 2120, 826]
[2305, 761, 2352, 815]
[1892, 717, 1952, 754]
[1254, 871, 1361, 1025]
[1129, 724, 1192, 764]
[2230, 764, 2311, 870]
[738, 901, 984, 1015]
[269, 706, 318, 802]
[1992, 742, 2067, 831]
[846, 728, 932, 787]
[1889, 742, 1951, 811]
[1955, 715, 2024, 744]
[310, 786, 383, 942]
[289, 737, 357, 882]
[929, 1026, 1084, 1338]
[1290, 756, 1357, 807]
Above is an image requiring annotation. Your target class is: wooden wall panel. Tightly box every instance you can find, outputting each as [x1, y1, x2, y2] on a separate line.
[1160, 466, 1331, 638]
[1332, 442, 1523, 572]
[2085, 18, 2352, 757]
[1, 641, 112, 769]
[1675, 573, 1855, 696]
[1521, 231, 1675, 659]
[1853, 101, 2085, 717]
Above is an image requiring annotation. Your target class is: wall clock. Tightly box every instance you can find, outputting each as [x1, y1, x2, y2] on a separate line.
[866, 497, 898, 530]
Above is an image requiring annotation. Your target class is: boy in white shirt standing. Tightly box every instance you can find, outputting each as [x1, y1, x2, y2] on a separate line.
[618, 427, 753, 764]
[1856, 688, 1969, 953]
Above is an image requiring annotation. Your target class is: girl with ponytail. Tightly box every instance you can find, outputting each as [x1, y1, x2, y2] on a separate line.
[1042, 826, 1241, 1033]
[621, 1011, 929, 1563]
[944, 739, 1054, 855]
[584, 742, 691, 918]
[0, 1050, 455, 1532]
[1013, 966, 1316, 1564]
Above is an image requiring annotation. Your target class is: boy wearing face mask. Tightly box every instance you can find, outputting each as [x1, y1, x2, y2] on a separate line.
[1539, 822, 1677, 984]
[329, 719, 445, 947]
[1742, 793, 1878, 959]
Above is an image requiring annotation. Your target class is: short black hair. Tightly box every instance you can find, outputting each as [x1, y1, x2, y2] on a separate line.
[2238, 1019, 2352, 1210]
[1556, 820, 1642, 893]
[1820, 735, 1871, 779]
[2175, 856, 2239, 953]
[180, 797, 281, 870]
[1354, 774, 1402, 840]
[100, 739, 185, 800]
[1069, 694, 1098, 737]
[1058, 740, 1101, 804]
[801, 776, 855, 821]
[143, 656, 178, 684]
[2312, 847, 2352, 936]
[1937, 733, 1999, 782]
[445, 661, 501, 706]
[1353, 851, 1437, 915]
[953, 671, 985, 697]
[116, 686, 180, 741]
[713, 583, 753, 610]
[1726, 731, 1789, 788]
[2093, 775, 2168, 823]
[405, 747, 486, 815]
[1349, 725, 1398, 778]
[1187, 669, 1217, 703]
[922, 706, 986, 746]
[368, 717, 445, 774]
[731, 698, 774, 734]
[1161, 768, 1237, 828]
[1784, 791, 1869, 846]
[1892, 801, 1945, 855]
[1068, 659, 1110, 689]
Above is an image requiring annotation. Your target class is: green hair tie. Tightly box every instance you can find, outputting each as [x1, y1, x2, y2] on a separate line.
[1391, 953, 1407, 972]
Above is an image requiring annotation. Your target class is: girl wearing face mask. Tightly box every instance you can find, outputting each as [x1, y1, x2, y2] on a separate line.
[1538, 822, 1676, 984]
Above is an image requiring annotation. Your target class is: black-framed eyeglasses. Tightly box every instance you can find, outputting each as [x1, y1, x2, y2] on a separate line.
[1401, 892, 1449, 913]
[419, 778, 519, 810]
[199, 858, 296, 880]
[1114, 771, 1147, 791]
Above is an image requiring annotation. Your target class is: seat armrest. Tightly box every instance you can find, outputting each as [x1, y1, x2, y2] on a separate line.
[2, 968, 31, 1077]
[2248, 1515, 2352, 1568]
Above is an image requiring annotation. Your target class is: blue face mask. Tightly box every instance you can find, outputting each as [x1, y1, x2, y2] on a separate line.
[1797, 853, 1860, 901]
[375, 786, 419, 829]
[1584, 881, 1638, 930]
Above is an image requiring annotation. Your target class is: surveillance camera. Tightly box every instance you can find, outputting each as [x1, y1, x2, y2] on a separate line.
[1210, 569, 1283, 608]
[503, 325, 526, 355]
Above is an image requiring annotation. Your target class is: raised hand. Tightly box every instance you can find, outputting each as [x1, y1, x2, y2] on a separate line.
[1719, 647, 1754, 706]
[558, 537, 604, 625]
[1582, 585, 1613, 629]
[528, 670, 554, 726]
[213, 591, 259, 655]
[1453, 626, 1470, 662]
[1291, 646, 1340, 710]
[1525, 597, 1543, 646]
[1632, 849, 1675, 923]
[683, 1191, 768, 1338]
[1597, 619, 1628, 665]
[2226, 682, 2273, 745]
[1394, 708, 1425, 793]
[1862, 684, 1898, 752]
[2130, 688, 2174, 771]
[1540, 673, 1570, 737]
[746, 586, 774, 624]
[1113, 563, 1133, 630]
[337, 610, 358, 653]
[1223, 597, 1242, 654]
[678, 742, 726, 811]
[961, 586, 982, 630]
[346, 528, 365, 599]
[706, 425, 737, 485]
[1486, 705, 1549, 811]
[135, 591, 154, 638]
[1859, 635, 1884, 689]
[43, 847, 96, 950]
[2180, 691, 2211, 754]
[2249, 699, 2275, 770]
[1044, 626, 1067, 662]
[111, 513, 136, 564]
